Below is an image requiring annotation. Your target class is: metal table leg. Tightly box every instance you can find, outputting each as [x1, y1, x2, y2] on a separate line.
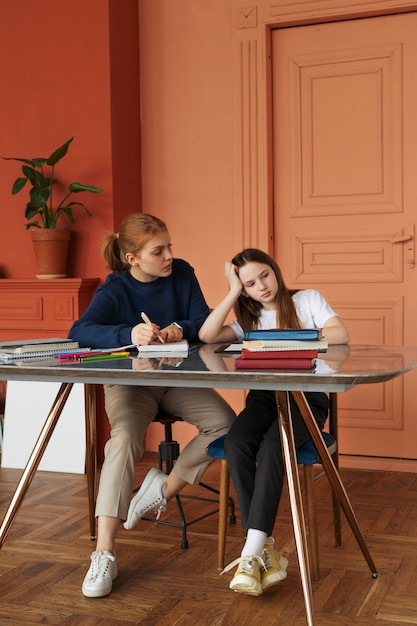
[276, 390, 315, 626]
[291, 390, 377, 577]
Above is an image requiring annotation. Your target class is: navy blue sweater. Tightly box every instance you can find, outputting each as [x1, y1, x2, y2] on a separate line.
[69, 259, 210, 349]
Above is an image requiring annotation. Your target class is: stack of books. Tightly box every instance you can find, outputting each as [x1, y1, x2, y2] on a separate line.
[235, 329, 327, 370]
[0, 338, 80, 362]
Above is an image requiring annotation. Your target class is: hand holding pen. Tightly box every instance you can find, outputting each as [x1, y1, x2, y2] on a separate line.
[140, 312, 165, 344]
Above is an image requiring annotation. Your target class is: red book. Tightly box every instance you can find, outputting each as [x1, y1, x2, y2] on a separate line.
[240, 348, 318, 360]
[235, 357, 316, 370]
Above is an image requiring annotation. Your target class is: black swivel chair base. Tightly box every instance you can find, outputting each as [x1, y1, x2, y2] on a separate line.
[133, 414, 235, 549]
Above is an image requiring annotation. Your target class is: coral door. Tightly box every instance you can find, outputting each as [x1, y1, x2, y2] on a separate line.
[272, 13, 417, 462]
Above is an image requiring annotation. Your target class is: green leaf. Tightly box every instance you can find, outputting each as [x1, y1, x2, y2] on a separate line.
[11, 177, 28, 194]
[32, 157, 48, 168]
[25, 203, 44, 220]
[30, 187, 49, 208]
[65, 201, 93, 216]
[60, 207, 75, 223]
[46, 137, 74, 166]
[69, 182, 103, 194]
[2, 157, 36, 166]
[22, 166, 49, 189]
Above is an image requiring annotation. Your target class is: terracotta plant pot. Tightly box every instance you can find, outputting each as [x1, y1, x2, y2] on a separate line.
[30, 228, 71, 279]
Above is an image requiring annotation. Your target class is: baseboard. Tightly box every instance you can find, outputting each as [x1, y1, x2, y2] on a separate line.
[339, 454, 417, 473]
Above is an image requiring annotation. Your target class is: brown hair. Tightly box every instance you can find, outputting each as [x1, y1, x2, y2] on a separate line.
[231, 248, 301, 331]
[101, 213, 168, 272]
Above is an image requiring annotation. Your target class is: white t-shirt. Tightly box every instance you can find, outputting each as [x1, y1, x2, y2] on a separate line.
[228, 289, 339, 341]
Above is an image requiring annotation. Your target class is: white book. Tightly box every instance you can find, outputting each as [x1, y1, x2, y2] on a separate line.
[137, 339, 189, 356]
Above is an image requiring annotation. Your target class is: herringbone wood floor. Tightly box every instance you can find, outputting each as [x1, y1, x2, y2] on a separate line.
[0, 453, 417, 625]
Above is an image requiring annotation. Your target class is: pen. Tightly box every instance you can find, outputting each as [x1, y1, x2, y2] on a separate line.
[81, 352, 130, 363]
[141, 311, 165, 344]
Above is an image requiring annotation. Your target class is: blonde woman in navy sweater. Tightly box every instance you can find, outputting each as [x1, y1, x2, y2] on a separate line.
[70, 213, 235, 598]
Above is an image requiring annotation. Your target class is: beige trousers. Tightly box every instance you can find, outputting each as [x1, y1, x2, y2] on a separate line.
[95, 384, 236, 519]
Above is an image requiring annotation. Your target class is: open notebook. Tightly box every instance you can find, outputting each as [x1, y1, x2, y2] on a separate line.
[137, 339, 189, 356]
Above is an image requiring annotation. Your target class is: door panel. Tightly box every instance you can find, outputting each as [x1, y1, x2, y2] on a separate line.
[272, 13, 417, 459]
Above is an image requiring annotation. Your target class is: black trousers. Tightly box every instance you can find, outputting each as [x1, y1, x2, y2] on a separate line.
[224, 390, 329, 536]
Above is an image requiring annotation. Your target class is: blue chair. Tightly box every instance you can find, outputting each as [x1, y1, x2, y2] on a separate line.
[208, 428, 341, 580]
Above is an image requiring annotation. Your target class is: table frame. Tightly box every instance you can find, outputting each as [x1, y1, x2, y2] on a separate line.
[1, 345, 416, 625]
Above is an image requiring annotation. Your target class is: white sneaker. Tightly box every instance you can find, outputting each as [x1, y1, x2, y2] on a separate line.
[123, 467, 168, 530]
[82, 550, 118, 598]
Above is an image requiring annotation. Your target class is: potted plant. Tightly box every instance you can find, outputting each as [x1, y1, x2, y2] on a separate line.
[3, 136, 103, 278]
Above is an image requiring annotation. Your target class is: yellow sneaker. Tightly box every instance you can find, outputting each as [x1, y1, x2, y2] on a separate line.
[221, 554, 265, 596]
[261, 538, 288, 590]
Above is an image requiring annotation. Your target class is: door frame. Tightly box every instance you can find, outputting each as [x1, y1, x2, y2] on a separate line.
[231, 0, 417, 253]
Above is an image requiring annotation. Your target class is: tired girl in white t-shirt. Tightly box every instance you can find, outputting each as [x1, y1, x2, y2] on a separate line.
[199, 248, 349, 596]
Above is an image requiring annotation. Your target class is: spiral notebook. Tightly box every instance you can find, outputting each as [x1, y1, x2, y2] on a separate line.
[0, 338, 80, 361]
[242, 339, 328, 352]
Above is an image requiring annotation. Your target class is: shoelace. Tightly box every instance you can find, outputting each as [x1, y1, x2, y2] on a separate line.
[89, 551, 115, 582]
[262, 536, 277, 570]
[141, 499, 167, 520]
[220, 554, 266, 576]
[262, 547, 274, 570]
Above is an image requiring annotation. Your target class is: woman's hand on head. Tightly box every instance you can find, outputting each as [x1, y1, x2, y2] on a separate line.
[225, 261, 243, 295]
[198, 262, 242, 344]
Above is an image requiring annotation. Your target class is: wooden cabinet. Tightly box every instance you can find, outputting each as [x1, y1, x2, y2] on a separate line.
[0, 278, 100, 404]
[0, 277, 163, 463]
[0, 278, 99, 338]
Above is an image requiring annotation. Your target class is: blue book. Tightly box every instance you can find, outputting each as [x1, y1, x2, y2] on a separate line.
[243, 328, 322, 341]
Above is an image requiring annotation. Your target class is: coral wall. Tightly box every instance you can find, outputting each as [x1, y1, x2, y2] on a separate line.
[0, 0, 141, 281]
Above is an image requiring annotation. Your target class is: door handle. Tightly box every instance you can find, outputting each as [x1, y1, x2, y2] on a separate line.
[391, 234, 412, 243]
[391, 224, 415, 269]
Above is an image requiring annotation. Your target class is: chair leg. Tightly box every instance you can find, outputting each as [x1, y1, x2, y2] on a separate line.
[137, 420, 236, 552]
[84, 384, 97, 541]
[331, 449, 342, 547]
[217, 459, 230, 570]
[303, 464, 320, 582]
[329, 392, 342, 547]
